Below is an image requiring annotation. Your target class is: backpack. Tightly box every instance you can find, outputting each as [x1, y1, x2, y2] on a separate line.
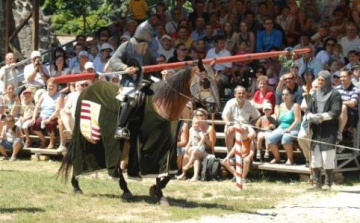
[200, 156, 221, 181]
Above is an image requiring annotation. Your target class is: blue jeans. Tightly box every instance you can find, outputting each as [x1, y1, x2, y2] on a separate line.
[266, 127, 299, 145]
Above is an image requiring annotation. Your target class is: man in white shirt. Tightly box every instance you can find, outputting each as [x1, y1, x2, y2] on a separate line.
[165, 7, 181, 35]
[157, 34, 175, 61]
[222, 86, 260, 151]
[0, 53, 21, 93]
[23, 51, 49, 87]
[339, 23, 360, 58]
[205, 35, 232, 87]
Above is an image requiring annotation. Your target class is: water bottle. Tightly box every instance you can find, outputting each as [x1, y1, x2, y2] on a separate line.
[41, 120, 46, 129]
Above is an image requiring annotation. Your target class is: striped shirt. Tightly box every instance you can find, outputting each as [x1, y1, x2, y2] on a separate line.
[336, 83, 359, 111]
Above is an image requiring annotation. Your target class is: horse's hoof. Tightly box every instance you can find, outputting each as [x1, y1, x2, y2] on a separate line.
[122, 192, 134, 200]
[74, 189, 83, 194]
[159, 197, 170, 207]
[149, 185, 156, 198]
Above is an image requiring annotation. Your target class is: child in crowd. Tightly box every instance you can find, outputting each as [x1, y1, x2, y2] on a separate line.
[15, 88, 35, 147]
[255, 103, 277, 160]
[0, 115, 24, 161]
[2, 83, 20, 117]
[177, 116, 207, 181]
[221, 124, 255, 183]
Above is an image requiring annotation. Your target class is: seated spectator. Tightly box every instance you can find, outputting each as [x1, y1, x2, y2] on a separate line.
[179, 108, 216, 181]
[24, 50, 49, 91]
[68, 43, 85, 70]
[311, 24, 329, 54]
[31, 78, 60, 149]
[275, 5, 294, 37]
[165, 7, 181, 35]
[222, 86, 260, 152]
[49, 49, 71, 92]
[0, 115, 24, 161]
[332, 44, 346, 67]
[124, 20, 138, 38]
[202, 24, 216, 52]
[14, 88, 35, 148]
[267, 88, 301, 165]
[190, 17, 206, 42]
[221, 124, 254, 183]
[289, 9, 312, 45]
[0, 53, 20, 94]
[251, 75, 276, 113]
[72, 51, 90, 74]
[293, 34, 315, 53]
[168, 43, 192, 63]
[128, 0, 148, 24]
[205, 35, 232, 92]
[337, 68, 359, 141]
[174, 26, 194, 50]
[58, 80, 89, 151]
[275, 72, 304, 110]
[157, 34, 174, 61]
[333, 71, 341, 87]
[223, 22, 238, 54]
[188, 1, 209, 28]
[256, 17, 283, 52]
[94, 43, 113, 74]
[296, 50, 323, 78]
[315, 38, 339, 69]
[255, 103, 277, 161]
[331, 6, 348, 37]
[178, 116, 207, 181]
[236, 21, 255, 53]
[344, 50, 360, 70]
[352, 63, 360, 89]
[2, 83, 20, 118]
[176, 103, 191, 176]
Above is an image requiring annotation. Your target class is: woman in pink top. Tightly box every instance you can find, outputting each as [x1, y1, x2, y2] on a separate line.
[252, 76, 276, 114]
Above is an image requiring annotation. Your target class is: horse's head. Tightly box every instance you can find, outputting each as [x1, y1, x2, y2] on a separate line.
[190, 59, 220, 113]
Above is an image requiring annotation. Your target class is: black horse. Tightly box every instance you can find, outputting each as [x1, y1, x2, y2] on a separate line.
[58, 62, 220, 205]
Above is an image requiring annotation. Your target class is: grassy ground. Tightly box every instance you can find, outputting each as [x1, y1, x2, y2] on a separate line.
[0, 160, 309, 223]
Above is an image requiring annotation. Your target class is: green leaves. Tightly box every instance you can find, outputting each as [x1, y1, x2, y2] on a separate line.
[278, 48, 296, 72]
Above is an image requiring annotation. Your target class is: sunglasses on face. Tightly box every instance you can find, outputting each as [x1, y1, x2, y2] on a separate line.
[80, 83, 88, 87]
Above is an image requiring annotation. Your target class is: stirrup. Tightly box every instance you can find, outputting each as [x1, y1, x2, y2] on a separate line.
[114, 127, 130, 139]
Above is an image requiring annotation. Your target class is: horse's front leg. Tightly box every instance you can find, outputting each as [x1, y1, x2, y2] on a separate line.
[119, 170, 134, 200]
[149, 177, 172, 206]
[71, 175, 83, 194]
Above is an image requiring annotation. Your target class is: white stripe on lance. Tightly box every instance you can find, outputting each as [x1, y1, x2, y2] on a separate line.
[235, 124, 243, 189]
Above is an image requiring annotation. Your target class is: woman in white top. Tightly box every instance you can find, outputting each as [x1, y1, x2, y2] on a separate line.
[49, 50, 71, 92]
[93, 43, 113, 74]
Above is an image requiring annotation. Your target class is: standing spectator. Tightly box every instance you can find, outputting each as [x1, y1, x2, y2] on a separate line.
[31, 78, 60, 149]
[256, 17, 283, 52]
[0, 116, 24, 161]
[23, 51, 49, 89]
[267, 88, 301, 165]
[206, 35, 232, 90]
[222, 86, 260, 152]
[157, 34, 175, 61]
[339, 23, 360, 59]
[336, 68, 359, 141]
[128, 0, 149, 24]
[0, 53, 20, 94]
[307, 70, 342, 191]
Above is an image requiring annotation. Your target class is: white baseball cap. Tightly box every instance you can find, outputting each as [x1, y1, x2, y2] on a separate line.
[78, 51, 89, 58]
[101, 43, 114, 51]
[30, 51, 41, 59]
[84, 61, 95, 70]
[263, 103, 273, 111]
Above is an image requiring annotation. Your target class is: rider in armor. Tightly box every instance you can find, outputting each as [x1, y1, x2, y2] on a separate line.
[108, 20, 157, 139]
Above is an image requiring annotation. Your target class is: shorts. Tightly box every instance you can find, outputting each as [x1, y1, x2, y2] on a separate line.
[16, 119, 32, 129]
[177, 147, 185, 156]
[31, 116, 58, 133]
[266, 127, 299, 145]
[0, 139, 24, 151]
[346, 109, 359, 128]
[257, 131, 270, 139]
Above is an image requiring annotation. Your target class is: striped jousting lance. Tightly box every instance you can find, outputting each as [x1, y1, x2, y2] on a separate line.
[53, 48, 311, 84]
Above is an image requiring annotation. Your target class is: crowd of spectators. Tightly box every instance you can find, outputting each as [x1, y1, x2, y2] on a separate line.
[0, 0, 359, 184]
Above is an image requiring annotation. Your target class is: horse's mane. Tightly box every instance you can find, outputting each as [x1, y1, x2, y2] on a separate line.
[153, 67, 193, 119]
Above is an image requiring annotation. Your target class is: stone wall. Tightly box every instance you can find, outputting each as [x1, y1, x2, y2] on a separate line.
[0, 0, 54, 62]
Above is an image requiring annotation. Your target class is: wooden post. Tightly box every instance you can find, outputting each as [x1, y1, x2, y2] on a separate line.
[32, 0, 39, 50]
[5, 0, 12, 54]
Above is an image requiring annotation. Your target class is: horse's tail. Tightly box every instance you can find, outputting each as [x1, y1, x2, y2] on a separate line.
[57, 139, 74, 182]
